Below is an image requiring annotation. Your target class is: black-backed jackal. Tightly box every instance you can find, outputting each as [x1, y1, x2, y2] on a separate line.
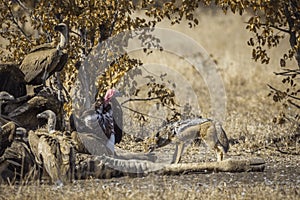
[145, 118, 229, 164]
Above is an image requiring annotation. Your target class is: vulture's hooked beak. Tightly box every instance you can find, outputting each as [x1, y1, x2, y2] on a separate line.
[36, 113, 45, 119]
[0, 92, 15, 102]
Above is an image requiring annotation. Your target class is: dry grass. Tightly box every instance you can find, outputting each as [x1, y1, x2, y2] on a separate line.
[0, 174, 299, 200]
[1, 7, 300, 200]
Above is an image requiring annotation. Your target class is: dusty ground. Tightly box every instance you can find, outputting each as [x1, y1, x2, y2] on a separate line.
[1, 7, 300, 200]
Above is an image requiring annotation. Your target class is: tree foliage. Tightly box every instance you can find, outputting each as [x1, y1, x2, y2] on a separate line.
[0, 0, 202, 126]
[0, 0, 300, 124]
[209, 0, 300, 120]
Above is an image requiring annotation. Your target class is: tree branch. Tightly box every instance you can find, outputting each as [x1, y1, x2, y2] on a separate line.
[274, 69, 300, 76]
[121, 96, 168, 106]
[69, 30, 82, 37]
[268, 84, 300, 101]
[274, 143, 300, 155]
[3, 1, 31, 42]
[287, 99, 300, 109]
[258, 23, 290, 34]
[121, 105, 164, 120]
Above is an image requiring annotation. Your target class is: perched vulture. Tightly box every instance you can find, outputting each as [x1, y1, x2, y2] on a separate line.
[7, 88, 64, 130]
[0, 137, 37, 183]
[19, 23, 69, 85]
[0, 91, 14, 116]
[0, 63, 26, 98]
[83, 89, 123, 154]
[0, 91, 14, 104]
[0, 92, 21, 126]
[36, 110, 57, 134]
[0, 123, 38, 183]
[28, 110, 75, 185]
[0, 93, 34, 117]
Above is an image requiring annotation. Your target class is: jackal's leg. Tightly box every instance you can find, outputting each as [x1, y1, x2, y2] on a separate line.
[214, 146, 224, 162]
[172, 142, 184, 164]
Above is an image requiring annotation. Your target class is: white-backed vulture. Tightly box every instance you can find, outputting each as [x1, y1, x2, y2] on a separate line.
[8, 96, 48, 130]
[0, 91, 14, 103]
[0, 92, 22, 126]
[6, 88, 63, 130]
[36, 110, 56, 134]
[0, 91, 15, 120]
[1, 93, 34, 117]
[0, 138, 37, 183]
[19, 23, 68, 85]
[28, 110, 75, 185]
